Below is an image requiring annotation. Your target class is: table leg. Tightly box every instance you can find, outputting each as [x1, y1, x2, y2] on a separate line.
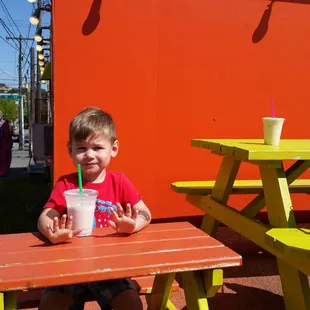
[0, 293, 3, 310]
[182, 271, 209, 310]
[146, 273, 176, 310]
[278, 259, 310, 310]
[201, 157, 240, 236]
[260, 164, 310, 310]
[0, 292, 17, 310]
[241, 160, 310, 218]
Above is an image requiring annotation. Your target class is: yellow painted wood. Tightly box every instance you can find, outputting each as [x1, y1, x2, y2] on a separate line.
[191, 139, 310, 161]
[203, 269, 223, 298]
[171, 179, 310, 195]
[3, 292, 17, 310]
[183, 140, 310, 310]
[191, 139, 259, 149]
[199, 196, 269, 248]
[260, 164, 309, 310]
[197, 196, 310, 275]
[266, 228, 310, 259]
[241, 192, 266, 217]
[166, 299, 177, 310]
[245, 160, 310, 214]
[247, 160, 283, 168]
[182, 271, 209, 310]
[146, 273, 176, 310]
[174, 160, 310, 221]
[200, 157, 240, 236]
[260, 165, 296, 228]
[241, 160, 310, 217]
[277, 259, 310, 310]
[0, 293, 4, 310]
[285, 160, 310, 183]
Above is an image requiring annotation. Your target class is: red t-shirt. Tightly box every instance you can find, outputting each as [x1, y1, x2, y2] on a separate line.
[44, 171, 141, 228]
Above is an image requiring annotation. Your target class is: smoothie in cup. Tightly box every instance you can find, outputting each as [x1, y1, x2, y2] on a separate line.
[263, 117, 285, 146]
[64, 189, 98, 236]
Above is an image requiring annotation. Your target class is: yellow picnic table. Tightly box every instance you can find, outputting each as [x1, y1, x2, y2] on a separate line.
[172, 139, 310, 310]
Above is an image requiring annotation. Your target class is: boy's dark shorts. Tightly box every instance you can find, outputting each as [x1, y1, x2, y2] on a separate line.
[42, 278, 137, 310]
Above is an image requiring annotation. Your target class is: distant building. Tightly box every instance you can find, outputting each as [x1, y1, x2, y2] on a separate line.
[0, 83, 12, 93]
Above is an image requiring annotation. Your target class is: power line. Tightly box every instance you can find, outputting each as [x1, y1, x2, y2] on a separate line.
[22, 24, 33, 65]
[0, 0, 33, 57]
[0, 0, 22, 37]
[22, 39, 35, 76]
[0, 19, 19, 49]
[2, 19, 32, 23]
[0, 35, 18, 51]
[1, 15, 35, 74]
[0, 68, 17, 79]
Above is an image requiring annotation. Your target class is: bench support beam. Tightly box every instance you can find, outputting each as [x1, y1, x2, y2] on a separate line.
[201, 157, 240, 236]
[203, 269, 223, 298]
[182, 271, 209, 310]
[242, 160, 310, 218]
[146, 273, 176, 310]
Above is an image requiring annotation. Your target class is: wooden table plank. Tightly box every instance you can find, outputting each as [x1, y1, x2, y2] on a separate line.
[171, 179, 310, 195]
[0, 222, 196, 243]
[0, 226, 211, 251]
[191, 139, 310, 161]
[0, 223, 242, 292]
[0, 237, 224, 266]
[0, 247, 241, 291]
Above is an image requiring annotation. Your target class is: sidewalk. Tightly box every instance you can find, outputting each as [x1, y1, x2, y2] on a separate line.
[6, 140, 48, 179]
[0, 147, 30, 181]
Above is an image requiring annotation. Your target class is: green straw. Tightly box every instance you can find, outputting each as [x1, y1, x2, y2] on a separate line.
[77, 164, 83, 194]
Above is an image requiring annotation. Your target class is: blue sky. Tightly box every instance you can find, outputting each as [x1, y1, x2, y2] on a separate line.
[0, 0, 50, 88]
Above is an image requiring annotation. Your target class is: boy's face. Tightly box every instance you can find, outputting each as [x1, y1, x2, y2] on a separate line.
[68, 134, 118, 180]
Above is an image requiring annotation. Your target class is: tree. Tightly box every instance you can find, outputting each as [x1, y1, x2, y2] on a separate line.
[0, 99, 18, 122]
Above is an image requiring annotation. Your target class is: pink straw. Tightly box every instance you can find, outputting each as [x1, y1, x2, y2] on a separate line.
[271, 99, 275, 118]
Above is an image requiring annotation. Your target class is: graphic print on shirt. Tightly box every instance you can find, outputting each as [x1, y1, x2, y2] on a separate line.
[93, 198, 117, 228]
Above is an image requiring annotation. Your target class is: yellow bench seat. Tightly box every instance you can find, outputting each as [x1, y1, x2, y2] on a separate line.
[171, 179, 310, 195]
[265, 228, 310, 260]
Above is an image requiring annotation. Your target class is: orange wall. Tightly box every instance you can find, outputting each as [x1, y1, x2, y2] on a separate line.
[53, 0, 310, 220]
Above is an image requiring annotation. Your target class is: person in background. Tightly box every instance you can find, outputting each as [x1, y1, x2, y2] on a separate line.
[0, 111, 13, 177]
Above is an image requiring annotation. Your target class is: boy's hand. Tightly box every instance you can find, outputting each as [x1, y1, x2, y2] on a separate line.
[108, 203, 138, 234]
[46, 214, 82, 244]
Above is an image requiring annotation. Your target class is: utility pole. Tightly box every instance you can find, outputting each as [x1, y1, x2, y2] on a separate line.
[35, 0, 42, 124]
[30, 47, 36, 157]
[24, 74, 30, 157]
[35, 50, 42, 123]
[6, 35, 33, 150]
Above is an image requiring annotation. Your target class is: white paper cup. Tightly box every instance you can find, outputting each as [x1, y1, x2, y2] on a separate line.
[64, 189, 98, 237]
[262, 117, 285, 146]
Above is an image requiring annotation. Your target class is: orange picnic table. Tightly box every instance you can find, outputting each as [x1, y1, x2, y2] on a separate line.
[0, 222, 241, 310]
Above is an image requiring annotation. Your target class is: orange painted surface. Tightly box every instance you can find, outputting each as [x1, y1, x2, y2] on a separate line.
[53, 0, 310, 220]
[0, 222, 241, 291]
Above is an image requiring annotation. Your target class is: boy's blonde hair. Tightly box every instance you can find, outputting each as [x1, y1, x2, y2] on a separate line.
[69, 107, 116, 143]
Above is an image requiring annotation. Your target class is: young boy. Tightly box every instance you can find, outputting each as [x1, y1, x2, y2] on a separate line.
[37, 107, 151, 310]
